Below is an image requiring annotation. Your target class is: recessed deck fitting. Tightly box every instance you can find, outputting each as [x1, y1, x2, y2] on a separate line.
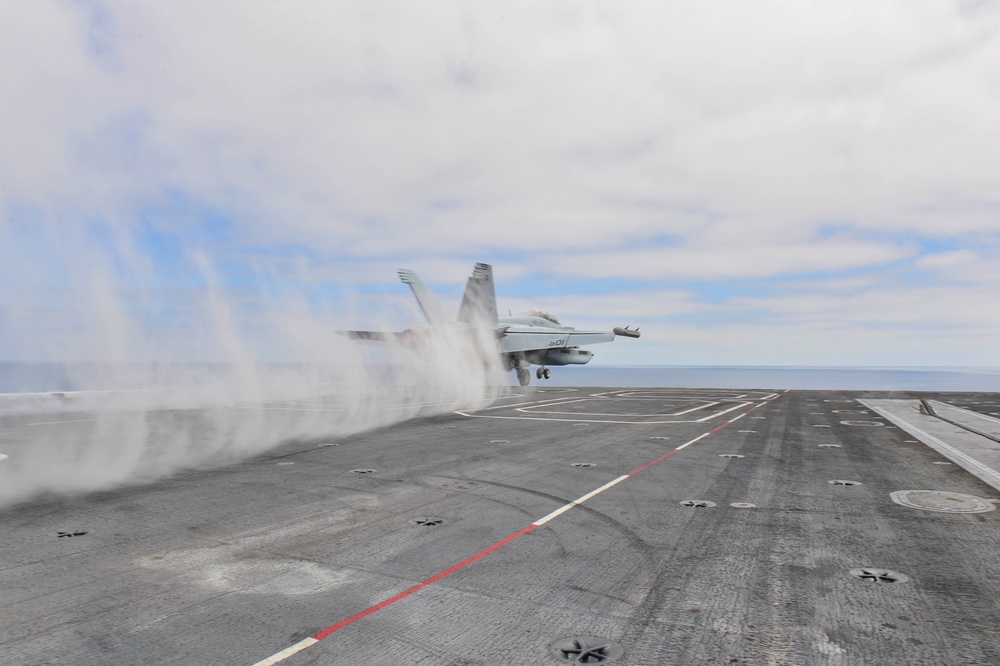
[549, 636, 623, 664]
[572, 462, 596, 468]
[719, 454, 744, 458]
[490, 440, 510, 443]
[680, 500, 716, 508]
[730, 502, 756, 509]
[828, 480, 862, 486]
[849, 568, 909, 584]
[409, 517, 446, 527]
[890, 490, 996, 513]
[55, 529, 90, 538]
[351, 469, 376, 475]
[818, 444, 841, 448]
[649, 436, 670, 440]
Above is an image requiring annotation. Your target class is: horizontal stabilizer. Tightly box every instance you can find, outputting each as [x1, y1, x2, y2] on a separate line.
[336, 330, 417, 344]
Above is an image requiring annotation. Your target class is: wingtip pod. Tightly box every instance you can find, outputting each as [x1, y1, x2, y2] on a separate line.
[613, 326, 641, 338]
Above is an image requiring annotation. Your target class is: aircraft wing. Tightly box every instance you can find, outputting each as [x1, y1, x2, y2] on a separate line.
[497, 329, 617, 354]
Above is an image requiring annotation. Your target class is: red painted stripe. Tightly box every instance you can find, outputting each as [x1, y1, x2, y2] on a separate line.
[626, 447, 681, 476]
[311, 523, 538, 640]
[626, 398, 775, 477]
[296, 395, 783, 651]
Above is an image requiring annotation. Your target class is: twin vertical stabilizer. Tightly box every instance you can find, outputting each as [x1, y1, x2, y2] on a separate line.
[397, 268, 449, 325]
[398, 263, 498, 327]
[457, 262, 498, 326]
[340, 261, 639, 387]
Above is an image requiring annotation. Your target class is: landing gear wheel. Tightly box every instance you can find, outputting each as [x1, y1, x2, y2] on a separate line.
[536, 368, 543, 380]
[517, 368, 530, 386]
[543, 368, 551, 379]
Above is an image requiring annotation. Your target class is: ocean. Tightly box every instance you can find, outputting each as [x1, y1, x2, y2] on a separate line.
[2, 362, 999, 394]
[542, 365, 1000, 392]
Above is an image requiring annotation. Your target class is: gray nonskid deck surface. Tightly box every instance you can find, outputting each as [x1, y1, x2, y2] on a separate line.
[2, 387, 1000, 665]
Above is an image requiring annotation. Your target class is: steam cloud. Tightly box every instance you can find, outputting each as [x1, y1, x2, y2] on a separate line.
[0, 236, 508, 507]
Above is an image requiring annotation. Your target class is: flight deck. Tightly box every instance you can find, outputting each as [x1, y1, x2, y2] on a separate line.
[2, 387, 1000, 665]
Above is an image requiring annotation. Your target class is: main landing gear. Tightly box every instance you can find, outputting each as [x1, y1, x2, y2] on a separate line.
[516, 366, 551, 387]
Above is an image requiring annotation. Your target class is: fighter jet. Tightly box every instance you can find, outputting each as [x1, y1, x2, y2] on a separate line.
[340, 263, 640, 386]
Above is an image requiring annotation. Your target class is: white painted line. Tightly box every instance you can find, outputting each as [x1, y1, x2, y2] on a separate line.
[863, 402, 1000, 492]
[519, 398, 732, 419]
[459, 400, 753, 425]
[532, 475, 630, 526]
[520, 409, 656, 417]
[697, 402, 750, 423]
[728, 413, 746, 424]
[453, 412, 715, 425]
[27, 415, 137, 426]
[470, 396, 590, 412]
[589, 390, 632, 398]
[515, 398, 591, 412]
[932, 401, 1000, 425]
[674, 432, 711, 451]
[251, 637, 319, 666]
[675, 401, 719, 416]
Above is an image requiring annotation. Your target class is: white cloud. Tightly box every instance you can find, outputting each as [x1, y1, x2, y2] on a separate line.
[2, 1, 999, 365]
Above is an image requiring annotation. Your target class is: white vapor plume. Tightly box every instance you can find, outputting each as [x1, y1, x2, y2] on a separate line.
[0, 232, 507, 507]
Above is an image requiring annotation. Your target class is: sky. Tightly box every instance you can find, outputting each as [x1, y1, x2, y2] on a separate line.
[1, 1, 999, 368]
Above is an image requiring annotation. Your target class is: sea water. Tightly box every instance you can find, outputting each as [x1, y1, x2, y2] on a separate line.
[2, 362, 999, 394]
[543, 365, 1000, 391]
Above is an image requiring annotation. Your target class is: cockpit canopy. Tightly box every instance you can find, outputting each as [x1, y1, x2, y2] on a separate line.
[524, 308, 560, 325]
